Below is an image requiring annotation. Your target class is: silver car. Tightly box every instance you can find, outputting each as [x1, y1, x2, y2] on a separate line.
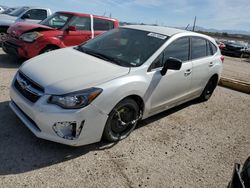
[9, 25, 223, 146]
[0, 6, 52, 44]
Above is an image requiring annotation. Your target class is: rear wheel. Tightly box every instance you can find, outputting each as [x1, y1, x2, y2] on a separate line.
[103, 98, 140, 142]
[199, 76, 218, 101]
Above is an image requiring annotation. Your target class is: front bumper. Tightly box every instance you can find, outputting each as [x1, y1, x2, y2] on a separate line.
[2, 38, 46, 59]
[9, 83, 108, 146]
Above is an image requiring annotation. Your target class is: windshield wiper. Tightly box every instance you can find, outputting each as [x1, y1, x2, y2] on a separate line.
[76, 46, 128, 67]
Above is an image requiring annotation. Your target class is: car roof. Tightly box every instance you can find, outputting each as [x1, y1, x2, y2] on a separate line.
[57, 11, 118, 22]
[122, 25, 192, 37]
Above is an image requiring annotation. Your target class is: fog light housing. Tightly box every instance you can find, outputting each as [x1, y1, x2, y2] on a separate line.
[52, 121, 84, 140]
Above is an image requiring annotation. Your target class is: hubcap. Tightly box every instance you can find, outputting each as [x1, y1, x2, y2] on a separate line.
[111, 106, 137, 134]
[205, 81, 215, 96]
[0, 32, 7, 43]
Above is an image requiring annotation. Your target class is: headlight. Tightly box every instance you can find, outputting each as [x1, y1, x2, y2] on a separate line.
[48, 88, 103, 109]
[19, 32, 43, 42]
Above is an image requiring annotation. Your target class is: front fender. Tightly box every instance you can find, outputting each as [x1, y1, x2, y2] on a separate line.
[92, 75, 148, 116]
[39, 36, 66, 49]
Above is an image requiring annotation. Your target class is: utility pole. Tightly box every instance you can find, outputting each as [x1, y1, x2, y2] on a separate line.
[192, 16, 196, 31]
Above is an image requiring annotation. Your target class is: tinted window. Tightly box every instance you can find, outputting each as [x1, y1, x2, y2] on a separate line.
[191, 37, 207, 59]
[210, 42, 218, 55]
[206, 40, 218, 56]
[164, 37, 190, 62]
[78, 28, 168, 67]
[206, 41, 213, 56]
[94, 18, 114, 31]
[70, 16, 91, 31]
[150, 53, 164, 70]
[25, 9, 47, 20]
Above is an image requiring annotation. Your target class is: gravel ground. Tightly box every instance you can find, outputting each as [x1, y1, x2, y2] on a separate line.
[222, 56, 250, 83]
[0, 49, 250, 188]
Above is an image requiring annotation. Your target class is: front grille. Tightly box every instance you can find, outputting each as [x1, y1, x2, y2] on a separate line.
[2, 41, 20, 56]
[14, 72, 44, 103]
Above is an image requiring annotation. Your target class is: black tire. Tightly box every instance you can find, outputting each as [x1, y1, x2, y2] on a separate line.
[40, 46, 58, 54]
[199, 77, 218, 101]
[0, 28, 8, 47]
[103, 98, 140, 142]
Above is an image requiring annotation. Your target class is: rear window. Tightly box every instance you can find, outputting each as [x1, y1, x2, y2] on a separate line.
[191, 37, 207, 59]
[94, 18, 114, 31]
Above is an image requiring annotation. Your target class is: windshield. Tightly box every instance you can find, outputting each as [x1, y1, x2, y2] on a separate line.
[8, 7, 29, 17]
[40, 13, 73, 29]
[77, 28, 168, 67]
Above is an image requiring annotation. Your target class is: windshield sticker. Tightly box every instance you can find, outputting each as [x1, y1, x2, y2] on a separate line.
[147, 33, 167, 40]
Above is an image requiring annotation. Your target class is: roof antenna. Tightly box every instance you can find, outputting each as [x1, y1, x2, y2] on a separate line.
[192, 16, 196, 31]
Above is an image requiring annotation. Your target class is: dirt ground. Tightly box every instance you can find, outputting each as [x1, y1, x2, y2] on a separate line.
[0, 49, 250, 188]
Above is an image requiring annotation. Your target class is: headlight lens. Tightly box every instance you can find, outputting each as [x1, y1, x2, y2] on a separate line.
[48, 88, 103, 109]
[19, 32, 43, 42]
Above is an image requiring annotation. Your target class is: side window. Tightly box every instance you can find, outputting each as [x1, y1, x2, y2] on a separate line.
[25, 9, 47, 20]
[94, 18, 114, 31]
[191, 37, 207, 59]
[70, 16, 91, 31]
[207, 41, 218, 56]
[210, 42, 218, 55]
[149, 53, 164, 70]
[206, 41, 213, 56]
[164, 37, 190, 62]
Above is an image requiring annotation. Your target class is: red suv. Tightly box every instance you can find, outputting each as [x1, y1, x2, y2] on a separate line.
[3, 11, 119, 59]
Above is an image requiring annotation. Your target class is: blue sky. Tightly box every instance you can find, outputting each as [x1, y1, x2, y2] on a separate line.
[1, 0, 250, 31]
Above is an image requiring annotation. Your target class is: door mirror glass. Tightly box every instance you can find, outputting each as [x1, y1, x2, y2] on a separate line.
[161, 58, 182, 76]
[67, 26, 77, 31]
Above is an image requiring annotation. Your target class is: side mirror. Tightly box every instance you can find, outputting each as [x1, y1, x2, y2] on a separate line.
[21, 13, 30, 19]
[66, 26, 76, 32]
[161, 57, 182, 76]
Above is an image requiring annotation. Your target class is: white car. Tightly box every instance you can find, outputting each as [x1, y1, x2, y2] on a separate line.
[9, 25, 223, 146]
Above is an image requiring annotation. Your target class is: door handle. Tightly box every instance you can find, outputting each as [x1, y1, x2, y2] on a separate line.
[184, 69, 192, 76]
[209, 62, 214, 67]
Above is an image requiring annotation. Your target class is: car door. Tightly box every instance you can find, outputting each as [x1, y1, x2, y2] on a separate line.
[148, 37, 192, 114]
[62, 16, 92, 46]
[190, 37, 213, 94]
[19, 9, 48, 23]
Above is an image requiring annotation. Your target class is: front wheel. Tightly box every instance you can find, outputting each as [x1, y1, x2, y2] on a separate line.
[0, 28, 8, 46]
[103, 98, 140, 142]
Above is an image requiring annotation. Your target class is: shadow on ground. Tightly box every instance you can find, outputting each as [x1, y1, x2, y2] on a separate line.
[0, 51, 24, 69]
[0, 99, 200, 175]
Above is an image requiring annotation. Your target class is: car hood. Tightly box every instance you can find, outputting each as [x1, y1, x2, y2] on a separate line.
[7, 22, 54, 37]
[20, 47, 130, 95]
[0, 14, 16, 25]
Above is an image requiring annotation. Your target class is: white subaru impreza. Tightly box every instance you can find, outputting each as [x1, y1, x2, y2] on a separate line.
[9, 25, 223, 146]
